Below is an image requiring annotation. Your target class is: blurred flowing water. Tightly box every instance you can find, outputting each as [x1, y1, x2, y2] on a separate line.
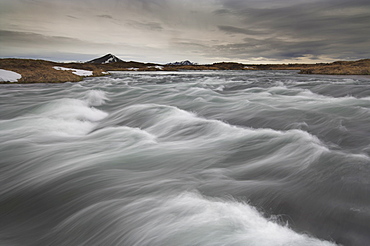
[1, 70, 370, 246]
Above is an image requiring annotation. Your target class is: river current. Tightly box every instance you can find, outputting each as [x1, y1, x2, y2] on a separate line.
[1, 70, 370, 246]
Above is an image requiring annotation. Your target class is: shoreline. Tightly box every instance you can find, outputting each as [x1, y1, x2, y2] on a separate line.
[2, 71, 370, 85]
[1, 58, 369, 84]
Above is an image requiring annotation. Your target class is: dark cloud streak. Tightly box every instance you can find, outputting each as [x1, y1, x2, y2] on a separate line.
[97, 14, 114, 19]
[126, 20, 163, 31]
[0, 30, 84, 46]
[0, 29, 144, 61]
[218, 25, 268, 36]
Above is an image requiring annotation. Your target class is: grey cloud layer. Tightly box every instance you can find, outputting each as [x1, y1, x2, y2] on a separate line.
[0, 0, 369, 62]
[0, 29, 158, 62]
[213, 0, 370, 60]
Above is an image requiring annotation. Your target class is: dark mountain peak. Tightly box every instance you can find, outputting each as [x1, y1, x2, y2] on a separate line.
[166, 60, 197, 66]
[86, 54, 124, 64]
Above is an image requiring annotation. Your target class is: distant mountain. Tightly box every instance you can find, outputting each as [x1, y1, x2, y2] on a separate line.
[166, 60, 197, 66]
[86, 54, 123, 64]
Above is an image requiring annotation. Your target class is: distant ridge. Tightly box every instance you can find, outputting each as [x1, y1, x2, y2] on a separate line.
[167, 60, 197, 66]
[86, 54, 123, 64]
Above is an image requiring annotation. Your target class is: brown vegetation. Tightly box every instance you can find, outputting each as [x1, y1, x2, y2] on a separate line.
[0, 59, 105, 83]
[1, 58, 369, 83]
[96, 61, 158, 71]
[299, 59, 370, 75]
[161, 61, 367, 73]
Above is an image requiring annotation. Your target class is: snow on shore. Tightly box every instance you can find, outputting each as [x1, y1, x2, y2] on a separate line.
[0, 69, 22, 82]
[148, 65, 164, 70]
[53, 66, 93, 76]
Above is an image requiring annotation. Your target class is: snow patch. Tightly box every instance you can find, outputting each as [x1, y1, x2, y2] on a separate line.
[53, 66, 93, 76]
[0, 69, 22, 82]
[103, 57, 115, 64]
[167, 60, 196, 66]
[148, 66, 164, 70]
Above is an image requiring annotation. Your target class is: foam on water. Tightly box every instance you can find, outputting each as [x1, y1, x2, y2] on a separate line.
[1, 71, 370, 245]
[107, 103, 327, 150]
[0, 92, 108, 139]
[45, 192, 337, 246]
[83, 90, 109, 106]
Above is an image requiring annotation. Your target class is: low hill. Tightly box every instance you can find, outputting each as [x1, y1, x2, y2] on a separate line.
[0, 59, 105, 83]
[299, 59, 370, 75]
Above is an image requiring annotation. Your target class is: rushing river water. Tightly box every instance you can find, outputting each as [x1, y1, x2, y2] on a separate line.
[1, 70, 370, 246]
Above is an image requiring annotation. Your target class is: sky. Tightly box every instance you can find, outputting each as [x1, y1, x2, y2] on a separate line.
[0, 0, 369, 64]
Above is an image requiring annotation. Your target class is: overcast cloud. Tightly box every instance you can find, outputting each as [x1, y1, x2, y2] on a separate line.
[0, 0, 369, 63]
